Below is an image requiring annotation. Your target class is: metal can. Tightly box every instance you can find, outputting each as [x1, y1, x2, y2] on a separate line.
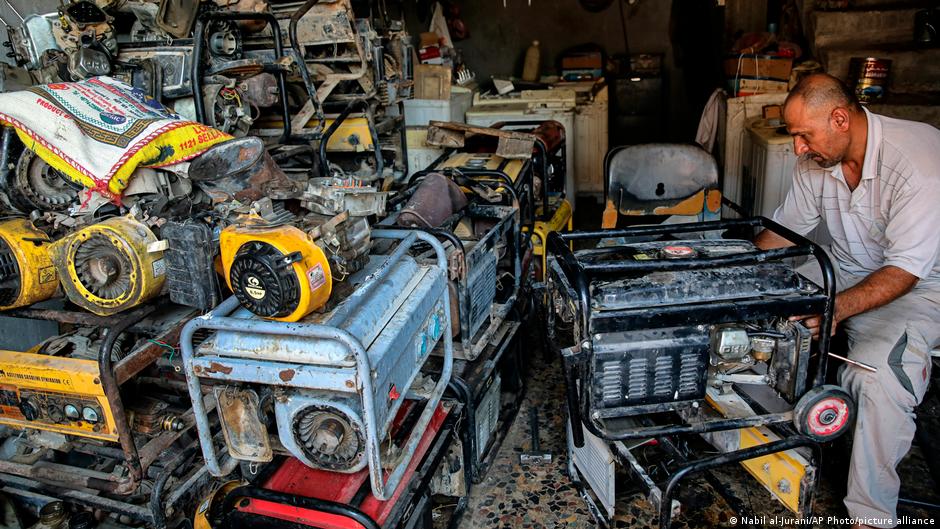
[849, 57, 892, 103]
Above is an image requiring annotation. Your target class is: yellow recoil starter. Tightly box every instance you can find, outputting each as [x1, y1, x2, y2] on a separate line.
[220, 223, 332, 322]
[52, 216, 166, 316]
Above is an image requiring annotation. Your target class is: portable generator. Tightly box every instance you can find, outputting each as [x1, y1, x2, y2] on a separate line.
[0, 218, 59, 311]
[391, 173, 521, 361]
[547, 217, 856, 526]
[182, 230, 452, 501]
[0, 307, 213, 529]
[200, 402, 468, 529]
[51, 215, 166, 316]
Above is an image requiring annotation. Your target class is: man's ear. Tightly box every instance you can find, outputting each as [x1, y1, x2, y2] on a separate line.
[830, 107, 850, 132]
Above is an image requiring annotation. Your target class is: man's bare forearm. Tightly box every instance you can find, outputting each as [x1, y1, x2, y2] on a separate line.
[753, 228, 795, 250]
[834, 265, 918, 323]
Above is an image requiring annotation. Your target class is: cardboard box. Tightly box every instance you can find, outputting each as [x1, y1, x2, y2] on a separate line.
[724, 55, 793, 82]
[561, 52, 603, 70]
[729, 78, 789, 97]
[414, 64, 451, 100]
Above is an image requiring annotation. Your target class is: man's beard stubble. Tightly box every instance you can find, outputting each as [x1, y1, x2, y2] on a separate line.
[801, 151, 841, 169]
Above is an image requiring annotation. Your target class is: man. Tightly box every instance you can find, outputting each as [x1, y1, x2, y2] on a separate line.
[754, 73, 940, 528]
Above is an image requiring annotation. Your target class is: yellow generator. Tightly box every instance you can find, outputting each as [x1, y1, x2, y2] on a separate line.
[52, 216, 166, 316]
[220, 222, 332, 322]
[0, 347, 118, 441]
[431, 152, 532, 221]
[0, 218, 59, 310]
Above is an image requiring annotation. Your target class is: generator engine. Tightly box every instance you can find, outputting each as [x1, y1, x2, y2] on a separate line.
[220, 222, 332, 322]
[0, 327, 184, 442]
[0, 218, 59, 311]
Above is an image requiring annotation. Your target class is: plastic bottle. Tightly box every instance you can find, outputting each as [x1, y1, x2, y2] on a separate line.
[522, 40, 541, 82]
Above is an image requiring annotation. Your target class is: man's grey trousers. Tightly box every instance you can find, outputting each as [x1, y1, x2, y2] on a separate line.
[798, 259, 938, 528]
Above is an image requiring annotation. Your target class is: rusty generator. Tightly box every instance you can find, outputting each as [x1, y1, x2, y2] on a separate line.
[547, 217, 857, 528]
[182, 230, 452, 502]
[0, 304, 215, 528]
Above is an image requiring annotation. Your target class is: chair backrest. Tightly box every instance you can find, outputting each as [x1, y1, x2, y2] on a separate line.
[605, 143, 719, 216]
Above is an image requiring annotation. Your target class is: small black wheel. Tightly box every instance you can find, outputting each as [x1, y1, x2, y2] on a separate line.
[793, 384, 855, 442]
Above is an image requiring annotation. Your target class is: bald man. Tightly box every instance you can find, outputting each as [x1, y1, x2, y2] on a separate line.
[755, 74, 940, 528]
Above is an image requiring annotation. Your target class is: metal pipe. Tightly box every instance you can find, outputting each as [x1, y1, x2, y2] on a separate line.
[0, 126, 13, 190]
[221, 486, 381, 529]
[0, 460, 119, 489]
[584, 410, 793, 442]
[659, 438, 816, 528]
[445, 378, 477, 482]
[98, 305, 156, 494]
[0, 473, 153, 523]
[288, 0, 324, 135]
[149, 447, 195, 529]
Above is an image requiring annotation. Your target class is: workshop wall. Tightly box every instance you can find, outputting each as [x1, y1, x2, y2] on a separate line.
[406, 0, 725, 142]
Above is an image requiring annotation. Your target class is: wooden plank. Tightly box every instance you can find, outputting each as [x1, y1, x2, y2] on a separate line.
[425, 121, 537, 159]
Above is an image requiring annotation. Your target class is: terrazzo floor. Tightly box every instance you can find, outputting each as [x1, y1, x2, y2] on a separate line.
[455, 354, 940, 529]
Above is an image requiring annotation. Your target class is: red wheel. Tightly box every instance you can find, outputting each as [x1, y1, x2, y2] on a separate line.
[793, 385, 855, 442]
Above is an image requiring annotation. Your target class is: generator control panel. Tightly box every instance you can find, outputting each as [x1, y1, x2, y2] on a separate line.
[0, 350, 117, 441]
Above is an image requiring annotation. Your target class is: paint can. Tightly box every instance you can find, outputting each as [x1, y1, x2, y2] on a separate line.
[849, 57, 892, 103]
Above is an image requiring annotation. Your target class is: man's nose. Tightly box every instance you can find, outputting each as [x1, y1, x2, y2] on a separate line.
[793, 136, 809, 155]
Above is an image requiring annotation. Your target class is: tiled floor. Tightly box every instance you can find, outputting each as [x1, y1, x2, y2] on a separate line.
[456, 355, 940, 529]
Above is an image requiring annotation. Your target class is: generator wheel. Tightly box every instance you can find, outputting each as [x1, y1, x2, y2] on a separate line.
[793, 385, 855, 442]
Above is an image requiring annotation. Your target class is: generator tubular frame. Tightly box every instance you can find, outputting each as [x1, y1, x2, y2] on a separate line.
[181, 229, 453, 501]
[548, 217, 838, 528]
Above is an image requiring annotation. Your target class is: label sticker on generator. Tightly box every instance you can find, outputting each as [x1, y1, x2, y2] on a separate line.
[152, 258, 166, 277]
[39, 266, 56, 284]
[307, 263, 326, 291]
[244, 275, 266, 300]
[633, 253, 652, 260]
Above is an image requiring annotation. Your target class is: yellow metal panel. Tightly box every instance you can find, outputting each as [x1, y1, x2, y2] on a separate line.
[528, 199, 573, 281]
[738, 426, 806, 512]
[52, 216, 165, 316]
[0, 219, 59, 310]
[260, 117, 375, 152]
[0, 350, 117, 441]
[706, 393, 807, 513]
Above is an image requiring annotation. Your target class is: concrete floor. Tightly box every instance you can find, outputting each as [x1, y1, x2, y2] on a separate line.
[456, 354, 940, 529]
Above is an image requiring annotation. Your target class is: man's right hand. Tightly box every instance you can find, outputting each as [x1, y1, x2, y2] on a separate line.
[788, 314, 837, 339]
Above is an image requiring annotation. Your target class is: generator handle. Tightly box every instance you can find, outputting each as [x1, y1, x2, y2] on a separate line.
[317, 98, 383, 180]
[182, 230, 453, 502]
[220, 486, 381, 529]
